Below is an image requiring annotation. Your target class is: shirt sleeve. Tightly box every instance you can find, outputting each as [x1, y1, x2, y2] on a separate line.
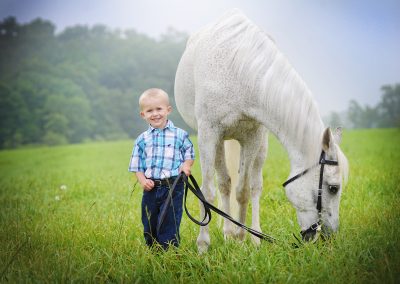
[182, 133, 195, 161]
[128, 137, 146, 172]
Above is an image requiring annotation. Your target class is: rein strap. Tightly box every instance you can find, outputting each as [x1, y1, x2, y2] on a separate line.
[157, 150, 338, 246]
[157, 173, 276, 243]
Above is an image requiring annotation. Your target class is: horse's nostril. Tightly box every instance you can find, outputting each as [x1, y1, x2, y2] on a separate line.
[301, 230, 316, 242]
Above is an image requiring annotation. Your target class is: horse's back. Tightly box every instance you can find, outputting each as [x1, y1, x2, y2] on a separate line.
[175, 9, 270, 129]
[176, 12, 246, 120]
[175, 39, 197, 130]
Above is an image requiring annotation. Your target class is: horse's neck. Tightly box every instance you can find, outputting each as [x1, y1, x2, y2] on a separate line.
[280, 124, 323, 174]
[256, 66, 325, 171]
[271, 122, 323, 176]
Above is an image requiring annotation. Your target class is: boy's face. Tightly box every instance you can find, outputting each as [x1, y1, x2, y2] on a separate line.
[140, 95, 172, 129]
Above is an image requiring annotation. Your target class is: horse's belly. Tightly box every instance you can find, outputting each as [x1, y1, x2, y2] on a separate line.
[222, 117, 263, 141]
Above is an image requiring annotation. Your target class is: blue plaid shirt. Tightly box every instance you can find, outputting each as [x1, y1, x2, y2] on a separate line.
[128, 120, 195, 179]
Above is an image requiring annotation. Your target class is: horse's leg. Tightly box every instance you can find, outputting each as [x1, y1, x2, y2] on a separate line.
[234, 141, 252, 241]
[250, 131, 268, 245]
[235, 127, 267, 241]
[215, 141, 235, 239]
[196, 123, 220, 253]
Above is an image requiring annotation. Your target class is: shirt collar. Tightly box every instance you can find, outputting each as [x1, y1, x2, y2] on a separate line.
[147, 120, 175, 133]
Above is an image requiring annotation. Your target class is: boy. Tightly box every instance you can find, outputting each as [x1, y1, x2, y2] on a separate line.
[128, 88, 195, 249]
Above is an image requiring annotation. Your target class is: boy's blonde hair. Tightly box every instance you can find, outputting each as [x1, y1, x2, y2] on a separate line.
[139, 88, 170, 110]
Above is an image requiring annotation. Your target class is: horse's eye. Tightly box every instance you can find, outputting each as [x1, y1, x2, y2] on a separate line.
[328, 185, 340, 194]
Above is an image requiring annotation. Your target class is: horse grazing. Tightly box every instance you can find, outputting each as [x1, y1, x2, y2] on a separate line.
[175, 9, 349, 253]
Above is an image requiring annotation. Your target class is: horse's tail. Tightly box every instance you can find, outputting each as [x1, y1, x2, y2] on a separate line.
[224, 139, 241, 220]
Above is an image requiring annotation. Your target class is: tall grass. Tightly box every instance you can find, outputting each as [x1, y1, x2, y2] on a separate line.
[0, 129, 399, 283]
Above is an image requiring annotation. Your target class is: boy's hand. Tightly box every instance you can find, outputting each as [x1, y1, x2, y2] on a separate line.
[141, 179, 155, 191]
[180, 159, 194, 176]
[180, 164, 191, 176]
[136, 172, 154, 191]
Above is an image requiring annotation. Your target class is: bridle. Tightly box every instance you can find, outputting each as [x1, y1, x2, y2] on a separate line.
[282, 150, 339, 241]
[157, 150, 339, 245]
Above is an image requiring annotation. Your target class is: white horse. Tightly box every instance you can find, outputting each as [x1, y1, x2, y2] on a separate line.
[175, 9, 349, 253]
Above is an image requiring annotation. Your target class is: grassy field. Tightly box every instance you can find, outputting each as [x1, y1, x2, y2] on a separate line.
[1, 129, 399, 283]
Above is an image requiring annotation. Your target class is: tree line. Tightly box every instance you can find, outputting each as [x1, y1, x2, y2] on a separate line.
[0, 17, 398, 149]
[0, 17, 189, 148]
[326, 84, 400, 129]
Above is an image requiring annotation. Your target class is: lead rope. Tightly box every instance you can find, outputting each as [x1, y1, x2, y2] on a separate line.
[158, 150, 338, 248]
[157, 173, 277, 243]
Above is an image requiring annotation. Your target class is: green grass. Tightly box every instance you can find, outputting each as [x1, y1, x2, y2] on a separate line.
[1, 129, 399, 283]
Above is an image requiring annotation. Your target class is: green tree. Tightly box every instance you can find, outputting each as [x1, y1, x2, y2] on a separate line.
[347, 100, 379, 128]
[0, 16, 190, 148]
[378, 84, 400, 127]
[0, 83, 27, 147]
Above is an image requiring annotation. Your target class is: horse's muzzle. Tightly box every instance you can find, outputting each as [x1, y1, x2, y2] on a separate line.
[301, 225, 335, 242]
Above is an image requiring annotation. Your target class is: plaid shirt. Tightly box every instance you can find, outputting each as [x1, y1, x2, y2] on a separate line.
[128, 120, 195, 179]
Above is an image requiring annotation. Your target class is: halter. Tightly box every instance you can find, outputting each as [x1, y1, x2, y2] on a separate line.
[157, 150, 338, 246]
[282, 150, 339, 241]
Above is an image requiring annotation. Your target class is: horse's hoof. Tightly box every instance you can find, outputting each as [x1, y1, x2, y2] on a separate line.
[197, 241, 209, 254]
[251, 234, 261, 246]
[197, 235, 210, 254]
[235, 228, 246, 241]
[223, 227, 235, 240]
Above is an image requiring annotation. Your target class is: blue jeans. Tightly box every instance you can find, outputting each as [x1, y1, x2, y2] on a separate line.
[141, 178, 184, 249]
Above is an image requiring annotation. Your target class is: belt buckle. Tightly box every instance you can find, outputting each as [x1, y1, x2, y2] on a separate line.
[153, 180, 162, 187]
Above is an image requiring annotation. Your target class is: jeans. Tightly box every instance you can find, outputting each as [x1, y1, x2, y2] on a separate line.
[141, 178, 184, 249]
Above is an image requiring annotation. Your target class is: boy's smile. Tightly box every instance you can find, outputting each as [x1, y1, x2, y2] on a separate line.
[140, 96, 172, 129]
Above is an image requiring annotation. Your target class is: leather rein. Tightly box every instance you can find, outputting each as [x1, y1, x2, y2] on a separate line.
[157, 173, 276, 243]
[157, 150, 338, 244]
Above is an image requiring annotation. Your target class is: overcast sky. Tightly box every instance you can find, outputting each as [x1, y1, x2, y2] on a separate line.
[1, 0, 399, 115]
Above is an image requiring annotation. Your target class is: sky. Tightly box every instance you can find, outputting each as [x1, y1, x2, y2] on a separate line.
[1, 0, 399, 116]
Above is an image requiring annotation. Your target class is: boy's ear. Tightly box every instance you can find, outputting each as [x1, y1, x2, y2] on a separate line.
[140, 111, 145, 119]
[167, 105, 172, 113]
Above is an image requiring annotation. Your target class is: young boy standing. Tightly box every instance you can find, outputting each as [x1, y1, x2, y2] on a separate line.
[129, 88, 195, 249]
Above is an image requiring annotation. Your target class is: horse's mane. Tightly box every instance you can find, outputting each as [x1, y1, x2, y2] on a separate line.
[210, 9, 325, 165]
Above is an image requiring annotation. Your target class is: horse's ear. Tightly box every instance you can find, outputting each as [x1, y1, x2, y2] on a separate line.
[322, 127, 334, 152]
[333, 127, 342, 145]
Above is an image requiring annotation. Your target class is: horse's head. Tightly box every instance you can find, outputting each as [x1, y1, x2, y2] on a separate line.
[285, 127, 349, 242]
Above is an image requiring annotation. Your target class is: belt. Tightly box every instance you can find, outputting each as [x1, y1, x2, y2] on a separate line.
[151, 177, 178, 187]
